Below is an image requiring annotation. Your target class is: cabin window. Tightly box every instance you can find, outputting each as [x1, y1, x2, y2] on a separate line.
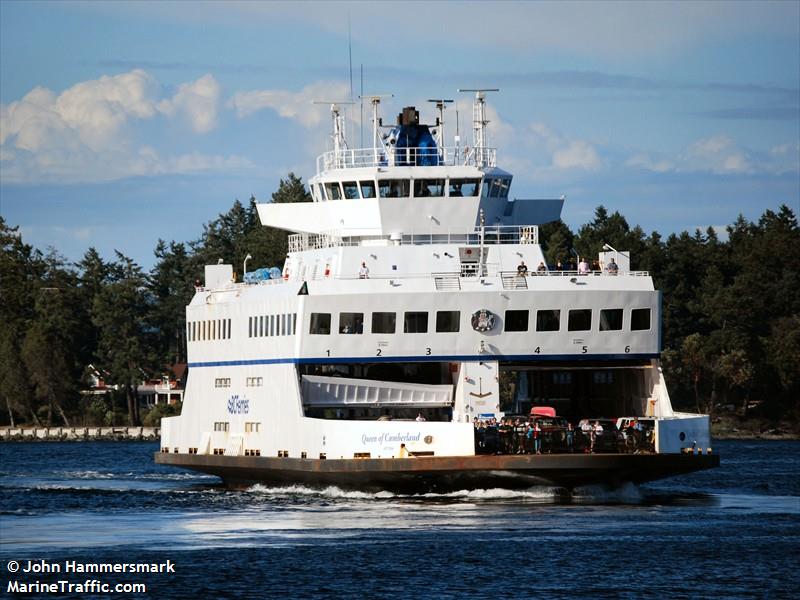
[290, 313, 297, 335]
[246, 377, 263, 387]
[339, 312, 364, 334]
[536, 310, 561, 332]
[214, 378, 231, 388]
[371, 312, 396, 334]
[481, 178, 493, 197]
[259, 315, 264, 337]
[378, 179, 409, 198]
[342, 181, 360, 199]
[631, 308, 651, 331]
[213, 421, 230, 432]
[497, 179, 510, 198]
[413, 179, 444, 197]
[568, 309, 592, 331]
[309, 313, 331, 335]
[245, 422, 261, 433]
[449, 178, 480, 197]
[316, 183, 326, 201]
[489, 179, 502, 198]
[593, 371, 614, 384]
[600, 308, 624, 331]
[436, 310, 460, 333]
[360, 180, 376, 198]
[553, 372, 572, 385]
[404, 311, 428, 333]
[504, 310, 529, 332]
[324, 182, 342, 200]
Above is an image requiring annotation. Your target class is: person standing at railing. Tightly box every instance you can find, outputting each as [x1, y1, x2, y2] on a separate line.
[605, 258, 619, 275]
[359, 261, 370, 279]
[517, 261, 528, 276]
[578, 258, 590, 274]
[536, 262, 547, 275]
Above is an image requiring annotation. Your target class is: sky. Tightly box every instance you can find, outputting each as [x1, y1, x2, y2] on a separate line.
[1, 0, 798, 269]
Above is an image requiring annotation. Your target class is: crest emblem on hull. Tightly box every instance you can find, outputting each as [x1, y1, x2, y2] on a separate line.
[471, 309, 495, 332]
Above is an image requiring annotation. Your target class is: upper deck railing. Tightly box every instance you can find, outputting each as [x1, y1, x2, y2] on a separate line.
[288, 225, 539, 253]
[316, 146, 497, 174]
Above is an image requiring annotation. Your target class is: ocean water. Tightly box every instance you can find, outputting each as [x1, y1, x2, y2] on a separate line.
[1, 440, 798, 599]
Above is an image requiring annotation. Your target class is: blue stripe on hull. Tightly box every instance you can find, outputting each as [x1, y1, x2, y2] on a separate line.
[188, 353, 659, 368]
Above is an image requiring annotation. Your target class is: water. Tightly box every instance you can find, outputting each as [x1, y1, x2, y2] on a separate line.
[1, 441, 798, 599]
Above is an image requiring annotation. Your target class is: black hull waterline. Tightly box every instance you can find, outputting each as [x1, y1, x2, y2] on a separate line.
[155, 452, 720, 493]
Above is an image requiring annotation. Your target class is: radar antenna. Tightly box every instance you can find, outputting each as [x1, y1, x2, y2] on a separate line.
[312, 100, 355, 163]
[426, 98, 453, 149]
[457, 88, 499, 167]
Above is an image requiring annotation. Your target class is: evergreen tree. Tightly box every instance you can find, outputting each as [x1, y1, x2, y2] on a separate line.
[92, 253, 154, 426]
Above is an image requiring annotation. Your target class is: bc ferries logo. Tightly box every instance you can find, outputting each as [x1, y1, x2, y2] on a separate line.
[227, 394, 249, 415]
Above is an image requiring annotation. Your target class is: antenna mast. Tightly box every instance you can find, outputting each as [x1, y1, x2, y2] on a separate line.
[426, 98, 453, 149]
[313, 100, 355, 162]
[360, 94, 392, 156]
[458, 88, 499, 167]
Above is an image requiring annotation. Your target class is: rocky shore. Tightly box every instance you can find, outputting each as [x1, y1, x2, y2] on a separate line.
[0, 426, 160, 442]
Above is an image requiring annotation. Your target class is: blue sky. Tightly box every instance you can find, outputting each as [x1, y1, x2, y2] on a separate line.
[1, 0, 798, 269]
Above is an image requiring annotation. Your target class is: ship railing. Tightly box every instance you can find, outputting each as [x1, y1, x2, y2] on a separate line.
[287, 225, 538, 253]
[316, 145, 497, 172]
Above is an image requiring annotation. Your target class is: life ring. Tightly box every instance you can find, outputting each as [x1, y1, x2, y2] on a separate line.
[471, 309, 495, 332]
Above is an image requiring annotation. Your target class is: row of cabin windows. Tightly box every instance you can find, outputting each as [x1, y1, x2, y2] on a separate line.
[214, 378, 231, 388]
[212, 422, 261, 433]
[246, 377, 263, 387]
[248, 313, 297, 338]
[188, 319, 232, 342]
[309, 308, 651, 335]
[312, 177, 511, 201]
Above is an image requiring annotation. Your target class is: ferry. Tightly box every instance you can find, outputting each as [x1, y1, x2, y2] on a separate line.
[156, 91, 719, 492]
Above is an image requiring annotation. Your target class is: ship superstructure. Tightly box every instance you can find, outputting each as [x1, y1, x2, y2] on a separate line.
[156, 92, 717, 491]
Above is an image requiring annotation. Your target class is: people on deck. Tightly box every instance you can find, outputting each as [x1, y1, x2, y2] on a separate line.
[578, 258, 590, 274]
[536, 262, 547, 275]
[517, 261, 528, 276]
[359, 261, 370, 279]
[606, 258, 619, 275]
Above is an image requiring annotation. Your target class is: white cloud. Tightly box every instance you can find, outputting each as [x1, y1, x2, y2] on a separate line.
[626, 135, 798, 176]
[229, 81, 350, 127]
[553, 140, 601, 171]
[625, 153, 675, 173]
[0, 70, 233, 183]
[158, 74, 220, 133]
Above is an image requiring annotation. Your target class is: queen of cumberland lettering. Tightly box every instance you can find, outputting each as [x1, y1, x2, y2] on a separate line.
[156, 91, 718, 492]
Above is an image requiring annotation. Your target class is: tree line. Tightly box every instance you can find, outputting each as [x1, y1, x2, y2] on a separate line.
[0, 173, 797, 426]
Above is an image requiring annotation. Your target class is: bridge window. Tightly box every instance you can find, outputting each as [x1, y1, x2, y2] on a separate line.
[404, 311, 428, 333]
[342, 181, 360, 199]
[324, 182, 342, 200]
[371, 312, 396, 334]
[600, 309, 624, 331]
[631, 308, 651, 331]
[568, 309, 592, 331]
[481, 179, 492, 197]
[413, 179, 444, 197]
[339, 312, 364, 334]
[536, 310, 561, 332]
[378, 179, 409, 198]
[504, 310, 529, 332]
[448, 178, 480, 197]
[360, 180, 376, 198]
[309, 313, 331, 335]
[436, 310, 460, 333]
[497, 179, 510, 198]
[315, 183, 325, 201]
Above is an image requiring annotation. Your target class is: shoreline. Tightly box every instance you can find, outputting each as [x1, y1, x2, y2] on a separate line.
[0, 426, 159, 442]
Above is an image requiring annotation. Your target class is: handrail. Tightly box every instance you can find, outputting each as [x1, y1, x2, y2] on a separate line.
[288, 225, 539, 253]
[316, 145, 497, 173]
